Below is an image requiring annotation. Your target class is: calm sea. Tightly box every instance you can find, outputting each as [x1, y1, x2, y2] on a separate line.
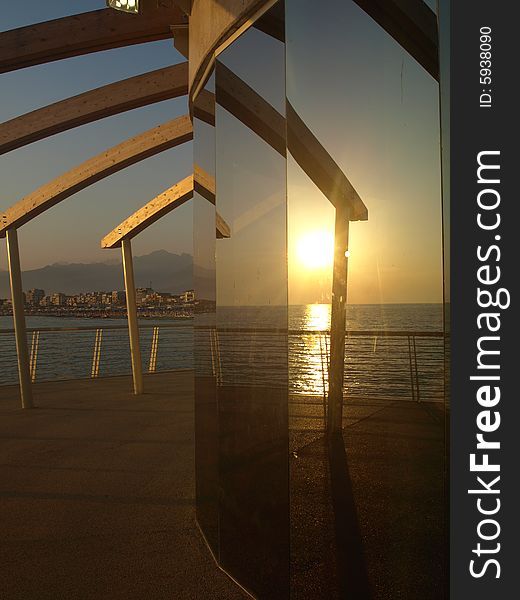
[0, 304, 443, 400]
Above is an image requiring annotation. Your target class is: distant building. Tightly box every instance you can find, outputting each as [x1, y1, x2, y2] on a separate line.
[26, 288, 45, 306]
[51, 292, 66, 306]
[136, 287, 153, 305]
[112, 290, 126, 305]
[82, 292, 102, 306]
[181, 289, 195, 303]
[157, 292, 172, 304]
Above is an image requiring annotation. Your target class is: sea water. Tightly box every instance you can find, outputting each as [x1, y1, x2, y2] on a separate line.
[0, 304, 443, 400]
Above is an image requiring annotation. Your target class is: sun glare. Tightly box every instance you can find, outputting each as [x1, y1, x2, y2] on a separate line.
[296, 230, 334, 269]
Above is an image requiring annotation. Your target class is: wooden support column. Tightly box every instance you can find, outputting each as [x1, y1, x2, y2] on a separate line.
[5, 229, 33, 408]
[327, 206, 350, 434]
[121, 238, 143, 395]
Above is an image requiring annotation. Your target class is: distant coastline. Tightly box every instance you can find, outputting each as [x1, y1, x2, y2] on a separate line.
[0, 307, 193, 320]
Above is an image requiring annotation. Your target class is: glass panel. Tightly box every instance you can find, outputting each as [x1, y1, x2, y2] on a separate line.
[286, 0, 446, 598]
[193, 73, 219, 555]
[438, 3, 450, 593]
[439, 0, 451, 411]
[215, 2, 289, 597]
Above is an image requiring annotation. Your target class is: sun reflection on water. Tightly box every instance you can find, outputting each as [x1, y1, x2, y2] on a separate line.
[290, 304, 331, 397]
[303, 303, 330, 332]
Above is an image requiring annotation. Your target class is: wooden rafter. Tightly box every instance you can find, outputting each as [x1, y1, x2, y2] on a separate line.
[101, 169, 228, 249]
[101, 175, 194, 248]
[214, 64, 367, 221]
[0, 63, 188, 155]
[0, 5, 187, 74]
[0, 115, 193, 237]
[352, 0, 439, 80]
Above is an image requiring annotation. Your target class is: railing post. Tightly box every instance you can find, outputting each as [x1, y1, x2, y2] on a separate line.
[5, 229, 33, 408]
[319, 333, 328, 427]
[29, 330, 40, 382]
[148, 326, 159, 373]
[121, 238, 143, 394]
[91, 329, 103, 378]
[327, 205, 350, 434]
[407, 335, 416, 402]
[209, 328, 222, 385]
[412, 336, 420, 402]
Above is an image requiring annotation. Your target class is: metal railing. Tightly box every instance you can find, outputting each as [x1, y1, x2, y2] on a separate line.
[196, 327, 444, 403]
[1, 325, 443, 402]
[0, 323, 193, 385]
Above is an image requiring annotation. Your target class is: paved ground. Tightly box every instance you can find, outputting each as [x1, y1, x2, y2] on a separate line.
[0, 375, 447, 600]
[290, 398, 447, 600]
[0, 372, 246, 600]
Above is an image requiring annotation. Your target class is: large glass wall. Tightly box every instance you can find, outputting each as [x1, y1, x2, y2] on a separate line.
[194, 1, 446, 597]
[439, 0, 451, 407]
[286, 0, 446, 598]
[438, 1, 450, 593]
[195, 2, 289, 598]
[193, 73, 219, 555]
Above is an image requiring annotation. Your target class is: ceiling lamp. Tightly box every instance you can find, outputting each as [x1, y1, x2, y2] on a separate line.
[107, 0, 140, 13]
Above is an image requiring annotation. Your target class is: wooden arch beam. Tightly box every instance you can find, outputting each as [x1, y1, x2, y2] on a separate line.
[188, 0, 438, 102]
[0, 5, 187, 74]
[213, 64, 368, 221]
[101, 170, 228, 249]
[0, 115, 193, 237]
[0, 63, 188, 155]
[102, 175, 194, 248]
[352, 0, 439, 81]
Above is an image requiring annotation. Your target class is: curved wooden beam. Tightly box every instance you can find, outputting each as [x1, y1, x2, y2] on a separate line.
[0, 115, 193, 237]
[216, 211, 231, 239]
[195, 66, 367, 220]
[0, 4, 187, 74]
[101, 169, 228, 249]
[0, 63, 188, 155]
[193, 163, 229, 237]
[189, 0, 438, 102]
[216, 62, 285, 155]
[102, 175, 194, 248]
[286, 102, 368, 222]
[215, 64, 368, 221]
[352, 0, 438, 80]
[253, 2, 285, 43]
[194, 163, 215, 204]
[189, 0, 267, 98]
[193, 88, 216, 126]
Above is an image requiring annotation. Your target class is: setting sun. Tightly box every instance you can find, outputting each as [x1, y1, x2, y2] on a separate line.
[296, 230, 334, 269]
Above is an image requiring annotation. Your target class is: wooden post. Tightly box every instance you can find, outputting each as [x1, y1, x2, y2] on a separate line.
[327, 206, 350, 434]
[121, 238, 143, 395]
[5, 229, 33, 408]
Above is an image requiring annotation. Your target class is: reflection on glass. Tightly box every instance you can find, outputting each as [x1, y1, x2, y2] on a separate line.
[287, 0, 446, 598]
[194, 0, 445, 597]
[303, 303, 329, 331]
[438, 2, 450, 593]
[193, 73, 219, 554]
[439, 0, 451, 412]
[214, 3, 289, 598]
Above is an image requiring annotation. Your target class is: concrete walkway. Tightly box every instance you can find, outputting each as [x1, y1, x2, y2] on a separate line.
[0, 374, 446, 599]
[0, 372, 245, 600]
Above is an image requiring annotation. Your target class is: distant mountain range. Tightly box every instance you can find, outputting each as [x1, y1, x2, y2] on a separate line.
[0, 250, 193, 297]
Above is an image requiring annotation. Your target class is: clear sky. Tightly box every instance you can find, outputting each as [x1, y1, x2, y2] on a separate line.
[0, 1, 443, 305]
[0, 1, 193, 273]
[212, 0, 443, 306]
